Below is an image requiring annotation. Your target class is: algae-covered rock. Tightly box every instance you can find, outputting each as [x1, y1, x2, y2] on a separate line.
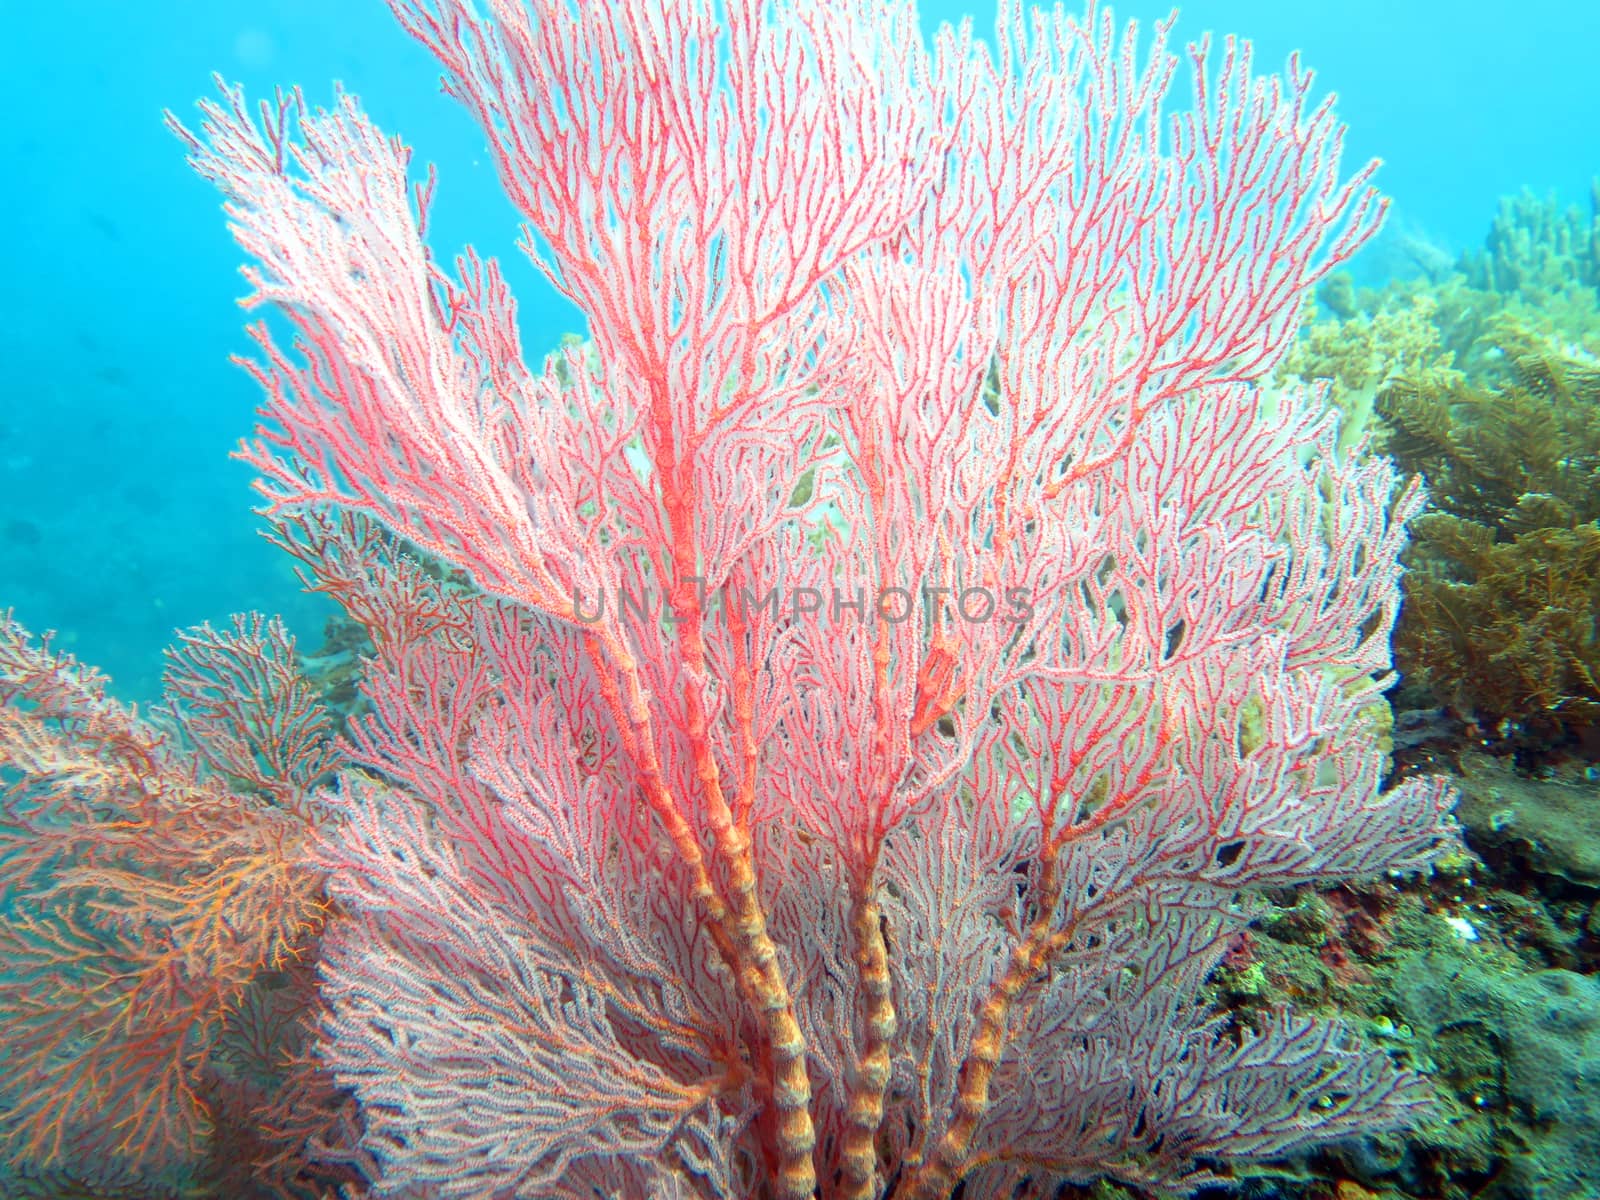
[1453, 751, 1600, 888]
[1394, 949, 1600, 1199]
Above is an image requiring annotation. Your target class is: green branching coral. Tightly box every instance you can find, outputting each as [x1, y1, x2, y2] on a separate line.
[1398, 519, 1599, 733]
[1459, 181, 1600, 301]
[1378, 345, 1600, 754]
[1379, 345, 1600, 524]
[1281, 185, 1600, 759]
[1275, 290, 1452, 454]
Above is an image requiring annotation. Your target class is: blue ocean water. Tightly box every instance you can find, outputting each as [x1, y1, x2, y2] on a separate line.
[3, 0, 1597, 701]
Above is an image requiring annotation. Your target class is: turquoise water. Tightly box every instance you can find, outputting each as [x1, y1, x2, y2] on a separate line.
[3, 0, 1598, 700]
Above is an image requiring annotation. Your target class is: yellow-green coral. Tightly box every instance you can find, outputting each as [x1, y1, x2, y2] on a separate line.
[1379, 346, 1600, 753]
[1280, 185, 1600, 758]
[1276, 287, 1455, 454]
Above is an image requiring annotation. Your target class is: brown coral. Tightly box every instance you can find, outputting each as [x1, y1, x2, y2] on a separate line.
[1376, 347, 1600, 755]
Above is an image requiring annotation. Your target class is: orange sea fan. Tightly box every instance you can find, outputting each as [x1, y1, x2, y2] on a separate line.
[0, 611, 337, 1175]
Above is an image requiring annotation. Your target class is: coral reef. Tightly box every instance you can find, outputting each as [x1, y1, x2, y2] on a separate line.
[1459, 182, 1600, 302]
[0, 613, 355, 1199]
[1378, 348, 1600, 754]
[1282, 184, 1600, 761]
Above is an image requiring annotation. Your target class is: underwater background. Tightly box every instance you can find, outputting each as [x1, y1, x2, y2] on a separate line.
[3, 0, 1599, 702]
[4, 4, 1600, 1200]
